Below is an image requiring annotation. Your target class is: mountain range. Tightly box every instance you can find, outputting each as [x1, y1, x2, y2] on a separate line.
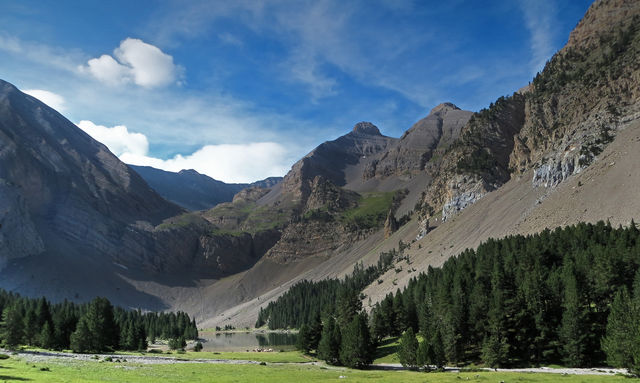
[129, 165, 281, 211]
[0, 0, 639, 328]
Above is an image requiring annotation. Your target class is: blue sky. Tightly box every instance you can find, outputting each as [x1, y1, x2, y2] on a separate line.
[0, 0, 592, 183]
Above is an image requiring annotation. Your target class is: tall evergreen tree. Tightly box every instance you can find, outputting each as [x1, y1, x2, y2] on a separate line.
[317, 316, 341, 365]
[602, 287, 635, 367]
[603, 271, 640, 376]
[397, 328, 419, 369]
[296, 324, 312, 354]
[23, 309, 38, 346]
[39, 321, 54, 349]
[482, 256, 509, 367]
[340, 312, 373, 369]
[70, 318, 91, 353]
[336, 287, 362, 329]
[559, 262, 587, 367]
[0, 304, 24, 348]
[308, 313, 323, 351]
[84, 297, 119, 352]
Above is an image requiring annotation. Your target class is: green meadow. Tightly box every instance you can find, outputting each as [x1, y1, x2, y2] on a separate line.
[0, 353, 636, 383]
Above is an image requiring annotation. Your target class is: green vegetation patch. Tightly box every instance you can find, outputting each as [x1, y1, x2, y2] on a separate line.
[209, 228, 245, 237]
[157, 213, 203, 230]
[0, 357, 635, 383]
[372, 337, 400, 364]
[241, 205, 291, 232]
[340, 191, 396, 230]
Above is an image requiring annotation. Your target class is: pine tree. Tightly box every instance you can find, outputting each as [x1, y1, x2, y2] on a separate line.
[397, 328, 419, 369]
[23, 309, 38, 346]
[308, 313, 323, 351]
[39, 321, 54, 349]
[430, 328, 446, 369]
[603, 271, 640, 376]
[339, 312, 373, 369]
[336, 288, 361, 329]
[482, 257, 509, 367]
[559, 262, 587, 366]
[391, 292, 406, 336]
[602, 287, 634, 367]
[0, 304, 24, 348]
[84, 297, 119, 352]
[70, 318, 92, 353]
[35, 298, 52, 333]
[317, 316, 341, 365]
[296, 324, 312, 354]
[135, 322, 148, 351]
[168, 336, 186, 350]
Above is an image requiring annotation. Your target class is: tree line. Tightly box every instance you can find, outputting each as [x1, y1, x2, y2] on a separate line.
[255, 248, 397, 329]
[380, 221, 640, 374]
[0, 293, 198, 353]
[263, 220, 640, 373]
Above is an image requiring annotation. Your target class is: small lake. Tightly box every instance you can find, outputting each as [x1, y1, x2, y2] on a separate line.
[199, 332, 298, 352]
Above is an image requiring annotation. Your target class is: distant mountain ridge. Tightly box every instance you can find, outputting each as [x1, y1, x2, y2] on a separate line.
[129, 165, 282, 211]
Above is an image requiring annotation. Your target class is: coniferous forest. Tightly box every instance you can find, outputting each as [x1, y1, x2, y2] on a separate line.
[262, 221, 640, 373]
[0, 294, 198, 353]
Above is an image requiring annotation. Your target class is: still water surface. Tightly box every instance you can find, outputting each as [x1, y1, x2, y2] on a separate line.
[199, 332, 298, 351]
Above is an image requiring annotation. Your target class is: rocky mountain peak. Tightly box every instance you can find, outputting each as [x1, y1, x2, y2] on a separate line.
[351, 121, 381, 136]
[429, 102, 460, 115]
[178, 169, 200, 176]
[566, 0, 639, 51]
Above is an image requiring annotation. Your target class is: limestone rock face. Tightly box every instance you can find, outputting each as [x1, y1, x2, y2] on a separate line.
[383, 209, 398, 238]
[0, 80, 278, 287]
[280, 122, 396, 204]
[0, 80, 184, 270]
[441, 176, 489, 222]
[419, 0, 640, 220]
[364, 103, 472, 179]
[0, 181, 43, 268]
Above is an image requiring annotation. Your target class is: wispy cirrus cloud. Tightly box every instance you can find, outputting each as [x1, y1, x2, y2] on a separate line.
[520, 0, 557, 75]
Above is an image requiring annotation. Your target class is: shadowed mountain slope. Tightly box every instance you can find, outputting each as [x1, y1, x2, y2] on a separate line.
[130, 165, 281, 211]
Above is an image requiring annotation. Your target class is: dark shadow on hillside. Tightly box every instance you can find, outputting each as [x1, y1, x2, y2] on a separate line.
[0, 251, 170, 312]
[367, 364, 406, 371]
[0, 376, 31, 381]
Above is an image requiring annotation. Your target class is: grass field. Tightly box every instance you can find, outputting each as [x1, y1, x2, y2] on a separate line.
[373, 337, 400, 364]
[0, 355, 637, 383]
[124, 350, 310, 363]
[341, 191, 396, 229]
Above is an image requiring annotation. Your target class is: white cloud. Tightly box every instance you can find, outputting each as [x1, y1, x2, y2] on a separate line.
[83, 55, 131, 86]
[80, 38, 181, 88]
[286, 51, 338, 101]
[520, 0, 556, 75]
[121, 142, 289, 183]
[77, 119, 288, 183]
[23, 89, 66, 112]
[0, 34, 81, 73]
[77, 120, 149, 156]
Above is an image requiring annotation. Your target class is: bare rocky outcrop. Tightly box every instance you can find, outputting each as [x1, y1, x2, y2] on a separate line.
[421, 94, 526, 221]
[0, 181, 43, 268]
[419, 0, 640, 220]
[0, 80, 184, 271]
[279, 122, 396, 204]
[383, 209, 398, 238]
[364, 103, 472, 180]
